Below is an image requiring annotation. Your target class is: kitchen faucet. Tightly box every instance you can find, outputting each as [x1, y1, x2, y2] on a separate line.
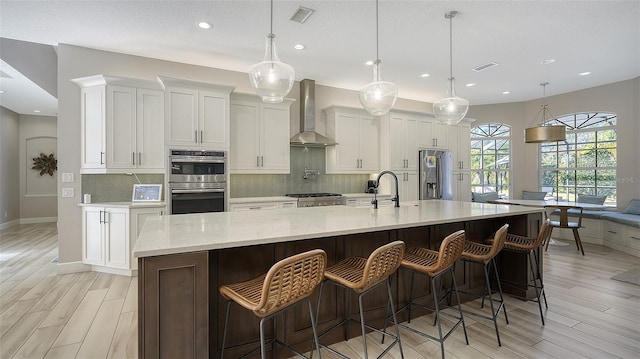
[372, 171, 400, 209]
[303, 167, 320, 180]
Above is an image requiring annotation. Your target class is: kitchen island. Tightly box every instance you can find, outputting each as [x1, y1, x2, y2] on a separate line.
[134, 200, 544, 358]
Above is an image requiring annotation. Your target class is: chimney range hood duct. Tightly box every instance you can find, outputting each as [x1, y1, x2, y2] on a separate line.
[290, 79, 337, 147]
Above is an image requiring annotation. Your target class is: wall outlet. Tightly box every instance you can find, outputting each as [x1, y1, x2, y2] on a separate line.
[62, 188, 75, 198]
[62, 173, 74, 183]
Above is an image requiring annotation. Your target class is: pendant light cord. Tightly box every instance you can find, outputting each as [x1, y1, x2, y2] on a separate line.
[268, 0, 274, 61]
[374, 0, 380, 81]
[270, 0, 274, 35]
[449, 13, 453, 80]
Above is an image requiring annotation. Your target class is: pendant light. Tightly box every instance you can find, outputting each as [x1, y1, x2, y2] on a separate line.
[433, 10, 469, 125]
[359, 0, 398, 116]
[249, 0, 295, 103]
[524, 82, 566, 143]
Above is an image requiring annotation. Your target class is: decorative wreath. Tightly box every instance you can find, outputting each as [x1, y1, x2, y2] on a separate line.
[32, 153, 57, 176]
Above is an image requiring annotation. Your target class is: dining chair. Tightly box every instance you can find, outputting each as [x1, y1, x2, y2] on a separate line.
[544, 205, 585, 255]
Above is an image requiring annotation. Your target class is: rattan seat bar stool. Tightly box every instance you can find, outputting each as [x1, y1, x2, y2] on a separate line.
[392, 230, 468, 359]
[489, 219, 552, 325]
[315, 241, 405, 359]
[219, 249, 327, 359]
[458, 224, 509, 346]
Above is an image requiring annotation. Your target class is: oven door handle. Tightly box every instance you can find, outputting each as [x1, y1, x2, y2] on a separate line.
[171, 188, 225, 194]
[170, 158, 226, 164]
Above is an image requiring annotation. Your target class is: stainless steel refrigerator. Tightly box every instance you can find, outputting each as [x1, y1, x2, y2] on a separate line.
[419, 149, 453, 200]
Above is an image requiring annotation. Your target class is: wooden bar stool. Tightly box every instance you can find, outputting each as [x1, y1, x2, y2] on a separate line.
[315, 241, 405, 359]
[219, 249, 327, 359]
[459, 224, 509, 346]
[394, 230, 468, 359]
[489, 219, 552, 325]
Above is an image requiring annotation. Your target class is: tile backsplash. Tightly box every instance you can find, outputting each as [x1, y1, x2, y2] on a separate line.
[82, 174, 164, 203]
[231, 147, 370, 197]
[82, 147, 372, 201]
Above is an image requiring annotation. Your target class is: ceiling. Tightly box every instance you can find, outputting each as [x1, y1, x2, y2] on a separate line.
[1, 0, 639, 116]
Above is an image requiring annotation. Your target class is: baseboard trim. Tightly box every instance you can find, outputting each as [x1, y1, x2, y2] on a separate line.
[0, 220, 20, 231]
[57, 261, 91, 274]
[21, 217, 58, 225]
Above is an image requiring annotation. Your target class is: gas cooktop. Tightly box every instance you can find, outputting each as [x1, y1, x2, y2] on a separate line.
[286, 193, 342, 198]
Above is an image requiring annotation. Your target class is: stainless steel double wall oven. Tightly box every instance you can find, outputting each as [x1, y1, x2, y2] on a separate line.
[168, 149, 227, 214]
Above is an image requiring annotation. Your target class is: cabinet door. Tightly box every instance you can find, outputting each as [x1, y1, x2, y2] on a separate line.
[200, 90, 228, 148]
[82, 207, 104, 265]
[334, 113, 360, 171]
[230, 102, 260, 171]
[261, 105, 290, 172]
[166, 87, 198, 146]
[137, 89, 165, 169]
[404, 117, 420, 170]
[417, 118, 434, 149]
[105, 208, 130, 269]
[358, 116, 379, 171]
[432, 122, 450, 148]
[456, 124, 471, 171]
[81, 86, 106, 170]
[389, 115, 407, 170]
[106, 86, 136, 169]
[453, 172, 471, 202]
[399, 171, 419, 202]
[130, 207, 163, 270]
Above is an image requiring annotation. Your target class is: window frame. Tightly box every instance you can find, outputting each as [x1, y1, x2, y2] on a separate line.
[538, 112, 617, 205]
[470, 123, 512, 199]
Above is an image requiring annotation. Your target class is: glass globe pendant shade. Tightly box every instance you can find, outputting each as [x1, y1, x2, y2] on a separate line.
[249, 34, 295, 103]
[359, 61, 398, 116]
[433, 78, 469, 125]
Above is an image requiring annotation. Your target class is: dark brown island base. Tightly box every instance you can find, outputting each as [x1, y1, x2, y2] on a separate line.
[134, 201, 544, 358]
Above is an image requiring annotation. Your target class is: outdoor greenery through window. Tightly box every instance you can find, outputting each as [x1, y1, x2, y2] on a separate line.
[470, 124, 511, 198]
[539, 112, 617, 205]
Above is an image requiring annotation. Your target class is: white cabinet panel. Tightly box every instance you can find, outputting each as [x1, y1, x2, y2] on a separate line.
[74, 75, 165, 173]
[325, 106, 379, 174]
[162, 79, 234, 150]
[105, 208, 129, 269]
[230, 95, 292, 173]
[453, 172, 471, 202]
[82, 206, 104, 265]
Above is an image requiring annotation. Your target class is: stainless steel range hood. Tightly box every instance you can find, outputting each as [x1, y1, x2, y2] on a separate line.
[290, 79, 337, 147]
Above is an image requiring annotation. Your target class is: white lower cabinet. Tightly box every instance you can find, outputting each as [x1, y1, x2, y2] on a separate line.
[453, 172, 471, 202]
[82, 204, 164, 275]
[346, 196, 393, 208]
[397, 171, 419, 202]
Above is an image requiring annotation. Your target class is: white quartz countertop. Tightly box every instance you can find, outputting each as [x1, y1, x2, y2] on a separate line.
[342, 193, 391, 198]
[78, 201, 166, 208]
[133, 200, 543, 258]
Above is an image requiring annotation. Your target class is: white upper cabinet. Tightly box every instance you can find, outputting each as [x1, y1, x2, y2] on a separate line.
[450, 121, 472, 171]
[382, 110, 433, 171]
[73, 75, 165, 174]
[230, 93, 294, 173]
[160, 77, 234, 150]
[324, 106, 379, 174]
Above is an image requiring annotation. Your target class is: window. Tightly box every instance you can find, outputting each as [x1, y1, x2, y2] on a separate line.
[539, 112, 617, 205]
[470, 124, 511, 198]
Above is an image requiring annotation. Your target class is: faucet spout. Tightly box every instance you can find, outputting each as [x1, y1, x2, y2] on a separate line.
[372, 171, 400, 209]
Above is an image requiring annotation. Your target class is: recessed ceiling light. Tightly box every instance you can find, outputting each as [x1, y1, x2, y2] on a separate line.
[420, 73, 430, 78]
[0, 90, 4, 94]
[33, 109, 41, 113]
[579, 71, 592, 76]
[540, 59, 555, 65]
[466, 83, 475, 87]
[502, 91, 510, 95]
[293, 44, 305, 50]
[365, 60, 374, 66]
[197, 21, 212, 29]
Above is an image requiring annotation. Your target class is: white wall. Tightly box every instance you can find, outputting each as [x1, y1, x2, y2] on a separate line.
[19, 114, 58, 221]
[466, 78, 640, 207]
[56, 43, 639, 267]
[0, 106, 20, 226]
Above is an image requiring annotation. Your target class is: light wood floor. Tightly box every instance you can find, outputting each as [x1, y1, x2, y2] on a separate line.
[1, 223, 639, 359]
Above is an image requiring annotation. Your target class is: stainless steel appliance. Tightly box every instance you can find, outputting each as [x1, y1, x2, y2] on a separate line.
[286, 193, 346, 207]
[419, 149, 453, 200]
[168, 149, 227, 214]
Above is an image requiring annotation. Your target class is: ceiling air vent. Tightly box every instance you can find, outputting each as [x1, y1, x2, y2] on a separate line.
[473, 62, 499, 72]
[290, 6, 315, 24]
